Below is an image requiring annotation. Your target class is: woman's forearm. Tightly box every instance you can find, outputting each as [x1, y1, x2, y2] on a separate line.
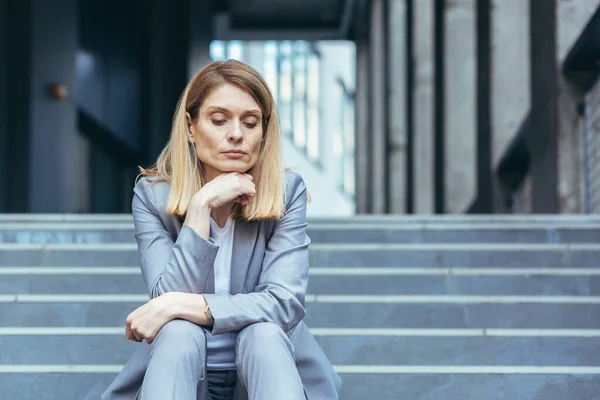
[169, 292, 211, 326]
[183, 196, 211, 240]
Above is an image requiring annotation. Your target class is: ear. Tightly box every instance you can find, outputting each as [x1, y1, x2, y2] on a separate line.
[185, 112, 194, 142]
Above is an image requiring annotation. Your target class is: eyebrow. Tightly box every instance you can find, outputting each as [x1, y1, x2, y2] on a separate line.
[204, 106, 262, 117]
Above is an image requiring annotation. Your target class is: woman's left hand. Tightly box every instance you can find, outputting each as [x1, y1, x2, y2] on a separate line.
[125, 292, 180, 344]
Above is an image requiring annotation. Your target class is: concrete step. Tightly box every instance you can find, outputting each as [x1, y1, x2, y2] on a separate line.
[339, 373, 600, 400]
[4, 213, 600, 224]
[4, 214, 600, 400]
[1, 271, 600, 296]
[4, 224, 600, 244]
[3, 371, 597, 400]
[1, 333, 600, 366]
[2, 242, 600, 267]
[3, 300, 600, 329]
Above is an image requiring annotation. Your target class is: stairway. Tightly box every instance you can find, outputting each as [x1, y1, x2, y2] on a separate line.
[2, 214, 600, 399]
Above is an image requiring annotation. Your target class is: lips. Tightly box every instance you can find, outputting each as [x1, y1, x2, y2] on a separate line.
[222, 149, 247, 159]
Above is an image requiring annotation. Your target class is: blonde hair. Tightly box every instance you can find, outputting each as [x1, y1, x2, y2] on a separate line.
[139, 60, 285, 221]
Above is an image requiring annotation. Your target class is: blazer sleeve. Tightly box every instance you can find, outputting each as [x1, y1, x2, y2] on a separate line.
[203, 173, 311, 335]
[132, 177, 220, 298]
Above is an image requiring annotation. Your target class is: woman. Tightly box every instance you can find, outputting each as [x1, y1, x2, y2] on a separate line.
[101, 60, 341, 400]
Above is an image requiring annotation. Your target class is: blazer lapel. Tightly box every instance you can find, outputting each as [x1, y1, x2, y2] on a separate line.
[230, 219, 258, 294]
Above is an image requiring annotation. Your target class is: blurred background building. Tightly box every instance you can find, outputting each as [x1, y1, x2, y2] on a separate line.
[1, 0, 600, 217]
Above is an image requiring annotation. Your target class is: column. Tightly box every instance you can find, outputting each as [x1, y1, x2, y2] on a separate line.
[433, 0, 446, 213]
[529, 0, 558, 213]
[413, 0, 435, 214]
[387, 0, 407, 214]
[475, 0, 492, 213]
[370, 0, 388, 214]
[354, 40, 371, 214]
[490, 0, 530, 213]
[444, 0, 476, 213]
[189, 0, 213, 75]
[0, 0, 7, 211]
[3, 0, 32, 212]
[6, 0, 84, 213]
[145, 0, 192, 163]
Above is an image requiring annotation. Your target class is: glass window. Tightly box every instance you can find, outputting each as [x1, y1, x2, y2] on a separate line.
[306, 49, 320, 161]
[210, 41, 226, 61]
[340, 84, 355, 196]
[307, 56, 319, 104]
[263, 41, 279, 103]
[292, 43, 308, 150]
[280, 41, 292, 56]
[293, 104, 306, 149]
[279, 63, 292, 103]
[227, 41, 243, 61]
[278, 42, 293, 136]
[279, 103, 292, 136]
[343, 96, 356, 195]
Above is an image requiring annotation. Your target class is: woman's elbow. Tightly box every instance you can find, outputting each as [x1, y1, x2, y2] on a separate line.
[149, 277, 177, 299]
[149, 284, 163, 299]
[279, 297, 306, 332]
[150, 277, 200, 299]
[290, 305, 306, 329]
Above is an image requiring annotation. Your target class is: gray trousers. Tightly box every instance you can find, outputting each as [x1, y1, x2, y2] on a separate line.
[206, 370, 237, 400]
[138, 320, 306, 400]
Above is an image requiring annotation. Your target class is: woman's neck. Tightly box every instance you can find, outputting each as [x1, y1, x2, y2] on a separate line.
[211, 203, 233, 228]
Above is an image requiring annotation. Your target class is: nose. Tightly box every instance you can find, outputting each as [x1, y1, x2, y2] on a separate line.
[227, 121, 243, 142]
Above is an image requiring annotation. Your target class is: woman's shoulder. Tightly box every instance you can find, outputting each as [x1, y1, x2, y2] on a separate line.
[283, 170, 307, 208]
[135, 174, 170, 186]
[284, 169, 303, 186]
[133, 175, 171, 207]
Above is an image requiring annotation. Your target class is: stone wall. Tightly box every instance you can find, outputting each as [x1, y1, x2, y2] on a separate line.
[587, 79, 600, 212]
[509, 1, 598, 213]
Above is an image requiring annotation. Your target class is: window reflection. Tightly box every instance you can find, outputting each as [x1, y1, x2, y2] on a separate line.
[306, 50, 320, 162]
[263, 41, 278, 106]
[227, 41, 243, 60]
[210, 41, 226, 61]
[339, 80, 355, 196]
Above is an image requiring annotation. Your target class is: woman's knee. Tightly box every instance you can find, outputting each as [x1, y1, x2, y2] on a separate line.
[152, 319, 207, 357]
[236, 322, 289, 355]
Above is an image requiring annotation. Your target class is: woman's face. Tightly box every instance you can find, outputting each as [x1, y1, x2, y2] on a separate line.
[188, 83, 264, 181]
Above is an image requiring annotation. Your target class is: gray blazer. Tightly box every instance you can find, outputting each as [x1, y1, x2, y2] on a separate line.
[102, 170, 341, 400]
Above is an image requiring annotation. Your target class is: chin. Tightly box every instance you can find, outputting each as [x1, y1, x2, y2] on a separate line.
[218, 161, 254, 173]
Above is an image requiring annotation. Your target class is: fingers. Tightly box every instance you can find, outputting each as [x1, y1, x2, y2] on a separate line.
[125, 311, 144, 342]
[125, 323, 141, 342]
[125, 322, 142, 342]
[205, 172, 256, 207]
[235, 174, 256, 198]
[233, 194, 254, 206]
[129, 327, 143, 342]
[125, 324, 133, 341]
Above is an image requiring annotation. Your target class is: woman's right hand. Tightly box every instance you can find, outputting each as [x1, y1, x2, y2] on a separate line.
[192, 172, 256, 210]
[184, 172, 255, 240]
